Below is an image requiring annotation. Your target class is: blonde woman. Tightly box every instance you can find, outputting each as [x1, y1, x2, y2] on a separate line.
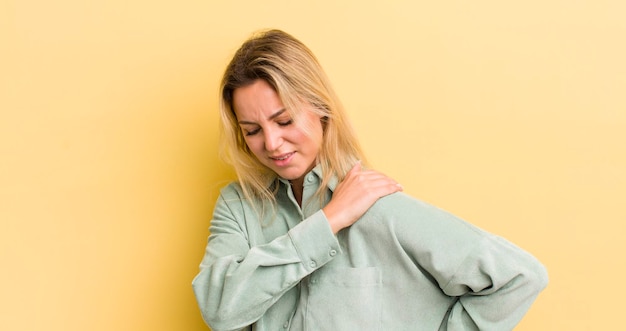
[193, 29, 548, 331]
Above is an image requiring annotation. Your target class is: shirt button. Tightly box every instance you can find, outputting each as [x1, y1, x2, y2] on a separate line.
[329, 249, 337, 257]
[307, 175, 314, 183]
[283, 321, 289, 328]
[309, 260, 317, 268]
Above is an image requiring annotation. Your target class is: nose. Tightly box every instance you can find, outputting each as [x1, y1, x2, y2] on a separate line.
[263, 127, 283, 152]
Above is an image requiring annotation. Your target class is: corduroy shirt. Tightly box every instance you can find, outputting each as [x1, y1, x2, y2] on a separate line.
[192, 166, 548, 331]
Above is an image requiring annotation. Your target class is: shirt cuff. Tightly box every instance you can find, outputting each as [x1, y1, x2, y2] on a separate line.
[288, 210, 341, 272]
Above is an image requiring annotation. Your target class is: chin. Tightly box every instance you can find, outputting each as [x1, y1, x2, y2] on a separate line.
[274, 168, 306, 181]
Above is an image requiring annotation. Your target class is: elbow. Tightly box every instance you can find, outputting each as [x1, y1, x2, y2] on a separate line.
[192, 280, 250, 331]
[200, 311, 243, 331]
[196, 300, 247, 331]
[523, 257, 549, 297]
[534, 262, 549, 292]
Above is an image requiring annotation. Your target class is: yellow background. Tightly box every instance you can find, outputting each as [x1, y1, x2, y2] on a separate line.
[2, 1, 624, 330]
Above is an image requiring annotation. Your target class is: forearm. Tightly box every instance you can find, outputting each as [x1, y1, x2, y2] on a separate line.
[192, 210, 340, 330]
[386, 194, 548, 330]
[441, 236, 548, 330]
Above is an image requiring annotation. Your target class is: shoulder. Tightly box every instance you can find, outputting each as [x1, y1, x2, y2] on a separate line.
[216, 181, 270, 217]
[214, 181, 250, 213]
[369, 192, 484, 235]
[219, 181, 244, 199]
[370, 192, 446, 217]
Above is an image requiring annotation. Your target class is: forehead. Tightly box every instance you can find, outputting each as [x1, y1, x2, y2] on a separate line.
[232, 80, 285, 120]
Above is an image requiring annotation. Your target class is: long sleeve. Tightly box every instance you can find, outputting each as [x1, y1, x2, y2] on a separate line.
[440, 235, 548, 331]
[193, 177, 547, 330]
[379, 193, 548, 331]
[191, 187, 341, 331]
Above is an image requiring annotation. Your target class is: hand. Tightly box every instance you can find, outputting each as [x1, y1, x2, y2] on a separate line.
[323, 162, 403, 233]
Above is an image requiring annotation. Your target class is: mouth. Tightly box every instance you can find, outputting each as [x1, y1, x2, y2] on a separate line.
[269, 152, 295, 161]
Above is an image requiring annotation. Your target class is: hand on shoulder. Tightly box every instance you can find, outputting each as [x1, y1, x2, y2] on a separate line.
[323, 162, 403, 233]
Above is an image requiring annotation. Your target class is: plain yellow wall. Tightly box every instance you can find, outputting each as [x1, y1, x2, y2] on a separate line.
[2, 1, 624, 330]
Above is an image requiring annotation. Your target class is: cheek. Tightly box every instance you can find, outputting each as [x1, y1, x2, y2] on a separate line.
[315, 122, 324, 145]
[287, 129, 311, 147]
[307, 121, 324, 148]
[294, 115, 324, 145]
[295, 129, 323, 152]
[243, 136, 263, 155]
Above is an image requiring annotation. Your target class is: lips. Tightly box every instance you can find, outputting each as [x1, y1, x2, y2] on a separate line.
[269, 152, 295, 161]
[268, 152, 295, 167]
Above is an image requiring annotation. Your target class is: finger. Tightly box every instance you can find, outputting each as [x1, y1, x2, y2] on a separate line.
[361, 173, 403, 191]
[341, 162, 362, 183]
[349, 161, 362, 174]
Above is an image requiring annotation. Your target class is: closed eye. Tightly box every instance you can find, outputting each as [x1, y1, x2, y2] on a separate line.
[241, 118, 291, 136]
[243, 127, 260, 136]
[277, 119, 292, 126]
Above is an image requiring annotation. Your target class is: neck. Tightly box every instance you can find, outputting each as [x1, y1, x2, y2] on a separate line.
[290, 178, 304, 207]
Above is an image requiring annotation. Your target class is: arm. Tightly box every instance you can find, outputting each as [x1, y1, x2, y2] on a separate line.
[440, 234, 548, 330]
[192, 190, 340, 331]
[323, 162, 403, 233]
[193, 164, 402, 330]
[387, 197, 548, 330]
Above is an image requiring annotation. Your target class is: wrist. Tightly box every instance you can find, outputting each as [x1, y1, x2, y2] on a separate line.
[322, 205, 346, 234]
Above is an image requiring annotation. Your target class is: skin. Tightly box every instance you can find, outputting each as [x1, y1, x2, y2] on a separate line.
[233, 79, 324, 203]
[233, 79, 402, 233]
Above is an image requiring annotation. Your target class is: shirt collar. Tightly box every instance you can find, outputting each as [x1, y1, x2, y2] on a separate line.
[276, 163, 338, 192]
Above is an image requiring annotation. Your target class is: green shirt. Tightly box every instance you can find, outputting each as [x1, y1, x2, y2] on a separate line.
[192, 166, 548, 330]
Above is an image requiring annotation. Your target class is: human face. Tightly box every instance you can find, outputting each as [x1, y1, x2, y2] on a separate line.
[233, 79, 324, 186]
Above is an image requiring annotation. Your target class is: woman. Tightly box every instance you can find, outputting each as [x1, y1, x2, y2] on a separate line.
[193, 29, 548, 331]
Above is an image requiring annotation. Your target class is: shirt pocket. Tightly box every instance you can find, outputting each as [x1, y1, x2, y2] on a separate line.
[305, 267, 382, 331]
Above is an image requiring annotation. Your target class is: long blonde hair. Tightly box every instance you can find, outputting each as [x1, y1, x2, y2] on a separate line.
[219, 29, 366, 206]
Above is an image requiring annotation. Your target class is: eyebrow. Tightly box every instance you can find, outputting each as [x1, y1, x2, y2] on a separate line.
[238, 108, 287, 125]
